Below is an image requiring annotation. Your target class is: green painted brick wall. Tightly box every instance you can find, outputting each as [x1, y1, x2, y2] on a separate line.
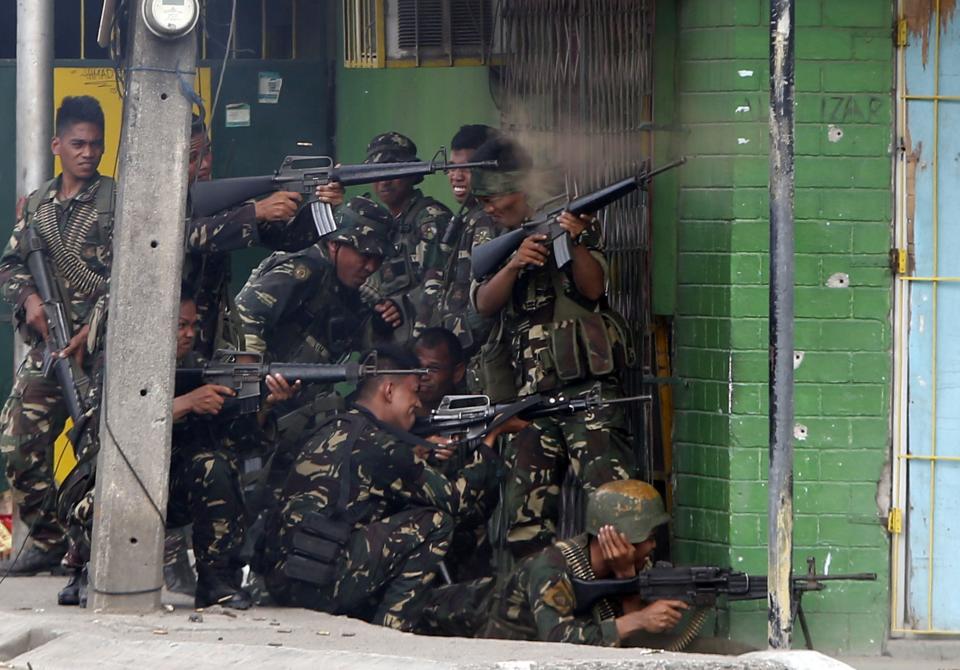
[670, 0, 893, 653]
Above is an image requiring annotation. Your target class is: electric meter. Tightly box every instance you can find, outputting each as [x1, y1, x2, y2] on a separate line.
[142, 0, 199, 39]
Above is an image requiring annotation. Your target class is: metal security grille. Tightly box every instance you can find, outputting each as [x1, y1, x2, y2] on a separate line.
[495, 0, 656, 478]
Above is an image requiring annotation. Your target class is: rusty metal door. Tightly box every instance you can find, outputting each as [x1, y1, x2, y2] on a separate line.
[494, 0, 658, 478]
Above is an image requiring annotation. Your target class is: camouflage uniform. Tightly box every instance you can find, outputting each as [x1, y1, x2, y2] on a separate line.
[264, 406, 501, 631]
[471, 209, 636, 558]
[361, 133, 453, 343]
[0, 174, 114, 553]
[184, 203, 319, 357]
[435, 195, 499, 356]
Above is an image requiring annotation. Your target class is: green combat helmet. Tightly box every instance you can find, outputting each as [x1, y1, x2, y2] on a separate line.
[325, 195, 395, 257]
[585, 480, 670, 544]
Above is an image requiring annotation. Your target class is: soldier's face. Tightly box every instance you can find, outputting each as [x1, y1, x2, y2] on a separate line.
[52, 121, 105, 182]
[176, 299, 199, 360]
[478, 191, 530, 229]
[415, 342, 465, 408]
[374, 177, 415, 211]
[448, 149, 475, 205]
[328, 242, 383, 288]
[384, 374, 422, 430]
[189, 132, 213, 182]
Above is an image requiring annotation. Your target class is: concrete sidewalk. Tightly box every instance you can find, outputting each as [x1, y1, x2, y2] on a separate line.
[0, 575, 851, 669]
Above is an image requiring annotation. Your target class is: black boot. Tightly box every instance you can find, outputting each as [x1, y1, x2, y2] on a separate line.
[57, 565, 88, 607]
[195, 563, 252, 610]
[0, 545, 67, 576]
[163, 530, 196, 596]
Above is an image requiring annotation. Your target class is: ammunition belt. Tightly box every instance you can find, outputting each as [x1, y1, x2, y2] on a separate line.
[556, 538, 617, 622]
[33, 195, 108, 297]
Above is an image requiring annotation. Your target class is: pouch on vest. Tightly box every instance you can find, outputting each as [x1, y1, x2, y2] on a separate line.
[577, 312, 615, 377]
[600, 309, 637, 369]
[284, 509, 353, 586]
[550, 320, 583, 381]
[474, 315, 516, 402]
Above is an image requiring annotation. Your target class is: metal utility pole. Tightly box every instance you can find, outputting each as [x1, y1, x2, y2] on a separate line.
[768, 0, 796, 649]
[13, 0, 54, 553]
[89, 5, 197, 611]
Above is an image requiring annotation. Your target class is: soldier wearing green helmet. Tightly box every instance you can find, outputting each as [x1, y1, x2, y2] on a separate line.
[417, 480, 687, 647]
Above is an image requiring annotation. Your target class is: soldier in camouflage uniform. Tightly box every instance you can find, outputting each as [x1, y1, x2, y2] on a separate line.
[263, 347, 501, 631]
[362, 132, 453, 344]
[58, 292, 297, 608]
[0, 97, 112, 575]
[435, 125, 501, 356]
[470, 137, 637, 559]
[183, 113, 344, 357]
[419, 480, 688, 647]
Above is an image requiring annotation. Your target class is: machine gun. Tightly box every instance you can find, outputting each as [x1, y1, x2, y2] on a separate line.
[174, 350, 427, 417]
[189, 150, 498, 237]
[470, 157, 685, 280]
[571, 557, 877, 650]
[23, 228, 90, 426]
[411, 384, 649, 446]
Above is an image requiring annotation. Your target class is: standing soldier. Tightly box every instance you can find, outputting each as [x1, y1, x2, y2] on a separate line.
[0, 96, 111, 575]
[436, 124, 501, 356]
[471, 137, 638, 559]
[363, 132, 453, 344]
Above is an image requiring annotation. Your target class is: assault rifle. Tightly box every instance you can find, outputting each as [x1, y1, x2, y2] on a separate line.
[411, 383, 649, 446]
[471, 157, 686, 280]
[174, 350, 427, 416]
[190, 150, 498, 237]
[571, 557, 877, 649]
[23, 228, 90, 425]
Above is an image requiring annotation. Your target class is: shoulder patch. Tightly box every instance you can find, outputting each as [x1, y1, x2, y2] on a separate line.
[293, 262, 312, 281]
[541, 578, 575, 614]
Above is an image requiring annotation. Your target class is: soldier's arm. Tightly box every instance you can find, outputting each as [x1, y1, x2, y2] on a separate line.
[234, 252, 323, 354]
[528, 564, 620, 646]
[379, 440, 499, 518]
[0, 208, 38, 311]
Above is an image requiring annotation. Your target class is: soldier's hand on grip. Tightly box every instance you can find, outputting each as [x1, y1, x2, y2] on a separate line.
[186, 384, 236, 416]
[508, 234, 549, 271]
[374, 299, 403, 328]
[58, 324, 90, 366]
[316, 181, 345, 207]
[631, 599, 688, 634]
[264, 373, 301, 406]
[254, 191, 302, 222]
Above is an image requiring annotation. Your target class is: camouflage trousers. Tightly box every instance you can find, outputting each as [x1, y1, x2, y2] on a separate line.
[167, 448, 246, 568]
[68, 448, 245, 569]
[502, 381, 636, 558]
[0, 353, 70, 552]
[416, 576, 496, 637]
[283, 507, 453, 631]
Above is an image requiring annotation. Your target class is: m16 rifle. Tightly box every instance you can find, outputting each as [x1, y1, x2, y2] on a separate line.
[174, 350, 427, 417]
[411, 383, 649, 446]
[190, 150, 498, 238]
[23, 228, 90, 427]
[571, 557, 877, 650]
[471, 157, 686, 280]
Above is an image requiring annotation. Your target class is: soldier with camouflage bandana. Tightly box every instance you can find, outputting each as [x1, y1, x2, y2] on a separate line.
[263, 347, 501, 631]
[362, 132, 454, 344]
[435, 124, 501, 356]
[0, 96, 112, 575]
[470, 137, 638, 559]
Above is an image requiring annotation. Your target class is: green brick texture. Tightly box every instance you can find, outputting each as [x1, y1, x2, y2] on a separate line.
[669, 0, 893, 654]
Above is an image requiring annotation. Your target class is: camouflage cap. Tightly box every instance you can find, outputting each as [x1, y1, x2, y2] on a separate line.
[325, 196, 394, 257]
[585, 480, 670, 544]
[364, 131, 420, 164]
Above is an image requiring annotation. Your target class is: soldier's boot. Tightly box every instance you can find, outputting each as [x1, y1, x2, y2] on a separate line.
[163, 528, 196, 596]
[0, 545, 67, 576]
[195, 562, 252, 610]
[57, 565, 88, 607]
